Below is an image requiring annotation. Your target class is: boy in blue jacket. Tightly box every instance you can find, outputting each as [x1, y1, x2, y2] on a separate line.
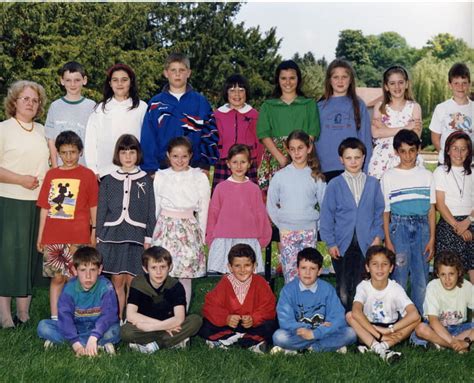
[140, 53, 219, 172]
[37, 247, 120, 356]
[272, 248, 356, 354]
[320, 138, 384, 311]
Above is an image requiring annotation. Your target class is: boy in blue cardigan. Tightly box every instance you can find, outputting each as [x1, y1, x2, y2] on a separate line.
[320, 138, 385, 311]
[271, 248, 356, 354]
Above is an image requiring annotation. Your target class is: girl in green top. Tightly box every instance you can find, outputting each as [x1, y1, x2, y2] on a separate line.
[256, 60, 320, 193]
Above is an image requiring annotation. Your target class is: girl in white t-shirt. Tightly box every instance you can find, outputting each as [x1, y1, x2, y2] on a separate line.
[346, 246, 420, 362]
[434, 131, 473, 283]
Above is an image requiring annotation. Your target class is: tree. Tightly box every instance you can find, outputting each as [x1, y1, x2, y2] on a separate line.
[335, 30, 372, 66]
[0, 3, 281, 120]
[424, 33, 469, 60]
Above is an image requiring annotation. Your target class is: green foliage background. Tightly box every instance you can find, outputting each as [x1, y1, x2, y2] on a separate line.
[1, 3, 472, 143]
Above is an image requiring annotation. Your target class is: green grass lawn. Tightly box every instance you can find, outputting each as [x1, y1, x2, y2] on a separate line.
[1, 276, 472, 383]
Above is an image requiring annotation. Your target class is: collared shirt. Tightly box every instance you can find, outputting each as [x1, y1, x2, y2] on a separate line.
[342, 170, 366, 206]
[298, 280, 318, 293]
[227, 273, 253, 305]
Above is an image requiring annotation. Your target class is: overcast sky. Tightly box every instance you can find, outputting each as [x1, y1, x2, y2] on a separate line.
[235, 2, 472, 61]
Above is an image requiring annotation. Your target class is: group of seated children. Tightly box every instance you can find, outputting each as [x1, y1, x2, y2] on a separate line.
[37, 242, 472, 361]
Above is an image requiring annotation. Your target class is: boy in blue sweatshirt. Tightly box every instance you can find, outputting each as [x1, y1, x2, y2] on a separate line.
[271, 248, 356, 354]
[37, 247, 120, 356]
[320, 137, 385, 311]
[140, 52, 219, 172]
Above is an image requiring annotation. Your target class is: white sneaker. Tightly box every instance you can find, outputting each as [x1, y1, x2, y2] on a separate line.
[248, 341, 267, 354]
[129, 341, 159, 354]
[173, 338, 190, 349]
[44, 340, 54, 350]
[357, 345, 369, 354]
[380, 349, 402, 363]
[336, 346, 347, 354]
[103, 343, 116, 355]
[205, 340, 228, 350]
[270, 345, 298, 355]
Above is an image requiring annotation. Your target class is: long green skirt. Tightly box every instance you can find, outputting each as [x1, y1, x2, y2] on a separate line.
[0, 197, 42, 296]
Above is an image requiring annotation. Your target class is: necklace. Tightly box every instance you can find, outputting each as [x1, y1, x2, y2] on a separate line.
[14, 118, 34, 132]
[451, 169, 465, 198]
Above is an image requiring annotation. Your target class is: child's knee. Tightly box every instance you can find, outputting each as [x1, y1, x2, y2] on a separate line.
[272, 329, 290, 346]
[415, 322, 429, 337]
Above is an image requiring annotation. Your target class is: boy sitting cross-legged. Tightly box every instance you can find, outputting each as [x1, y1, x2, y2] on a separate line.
[120, 246, 202, 353]
[271, 248, 356, 354]
[412, 250, 473, 353]
[199, 244, 277, 353]
[37, 246, 120, 356]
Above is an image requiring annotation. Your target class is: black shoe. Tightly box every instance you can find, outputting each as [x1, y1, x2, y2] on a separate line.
[13, 315, 28, 327]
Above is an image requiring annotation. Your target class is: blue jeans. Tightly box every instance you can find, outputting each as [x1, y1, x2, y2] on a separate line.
[37, 319, 121, 345]
[272, 326, 356, 352]
[411, 321, 474, 346]
[390, 215, 430, 315]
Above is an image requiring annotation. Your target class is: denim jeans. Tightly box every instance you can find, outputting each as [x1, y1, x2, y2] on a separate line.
[410, 321, 474, 346]
[390, 215, 430, 315]
[272, 326, 356, 352]
[37, 319, 121, 345]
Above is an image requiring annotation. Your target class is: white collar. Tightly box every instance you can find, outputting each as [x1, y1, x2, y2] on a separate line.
[217, 103, 253, 114]
[111, 168, 147, 181]
[299, 280, 318, 293]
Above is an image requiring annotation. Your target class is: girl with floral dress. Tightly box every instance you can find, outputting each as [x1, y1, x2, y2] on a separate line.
[152, 136, 210, 309]
[368, 65, 422, 179]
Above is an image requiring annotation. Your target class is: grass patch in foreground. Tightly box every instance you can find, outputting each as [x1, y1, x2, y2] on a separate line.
[0, 277, 472, 383]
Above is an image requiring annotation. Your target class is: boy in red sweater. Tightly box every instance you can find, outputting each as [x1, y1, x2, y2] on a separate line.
[199, 244, 277, 353]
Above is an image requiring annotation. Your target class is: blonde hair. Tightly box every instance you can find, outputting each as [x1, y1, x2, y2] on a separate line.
[4, 80, 47, 119]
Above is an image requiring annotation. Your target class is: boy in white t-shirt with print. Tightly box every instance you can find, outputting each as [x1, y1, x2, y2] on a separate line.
[430, 62, 472, 164]
[412, 250, 473, 353]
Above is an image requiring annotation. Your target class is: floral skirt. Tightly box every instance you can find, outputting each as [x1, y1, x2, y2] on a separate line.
[152, 214, 206, 278]
[43, 243, 83, 278]
[280, 229, 316, 284]
[257, 137, 288, 193]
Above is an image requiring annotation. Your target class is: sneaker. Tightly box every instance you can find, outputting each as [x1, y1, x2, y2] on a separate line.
[173, 338, 190, 349]
[44, 340, 55, 350]
[248, 341, 267, 354]
[270, 345, 298, 355]
[129, 341, 159, 354]
[336, 346, 347, 354]
[357, 345, 369, 354]
[379, 349, 402, 364]
[102, 343, 116, 355]
[205, 340, 228, 350]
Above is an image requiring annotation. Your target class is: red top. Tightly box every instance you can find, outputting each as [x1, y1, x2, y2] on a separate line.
[37, 165, 98, 244]
[202, 274, 276, 327]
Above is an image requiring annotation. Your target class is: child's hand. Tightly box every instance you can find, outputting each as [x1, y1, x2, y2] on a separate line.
[461, 230, 472, 242]
[241, 315, 253, 329]
[72, 342, 85, 356]
[385, 239, 395, 254]
[166, 325, 182, 336]
[296, 328, 314, 340]
[89, 233, 97, 248]
[144, 242, 151, 250]
[424, 239, 435, 261]
[227, 315, 241, 328]
[454, 218, 471, 236]
[84, 336, 98, 357]
[328, 246, 340, 259]
[276, 152, 288, 168]
[36, 240, 44, 253]
[370, 237, 382, 246]
[373, 325, 390, 335]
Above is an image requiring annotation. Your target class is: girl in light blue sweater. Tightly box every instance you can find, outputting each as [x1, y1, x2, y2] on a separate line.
[267, 130, 326, 283]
